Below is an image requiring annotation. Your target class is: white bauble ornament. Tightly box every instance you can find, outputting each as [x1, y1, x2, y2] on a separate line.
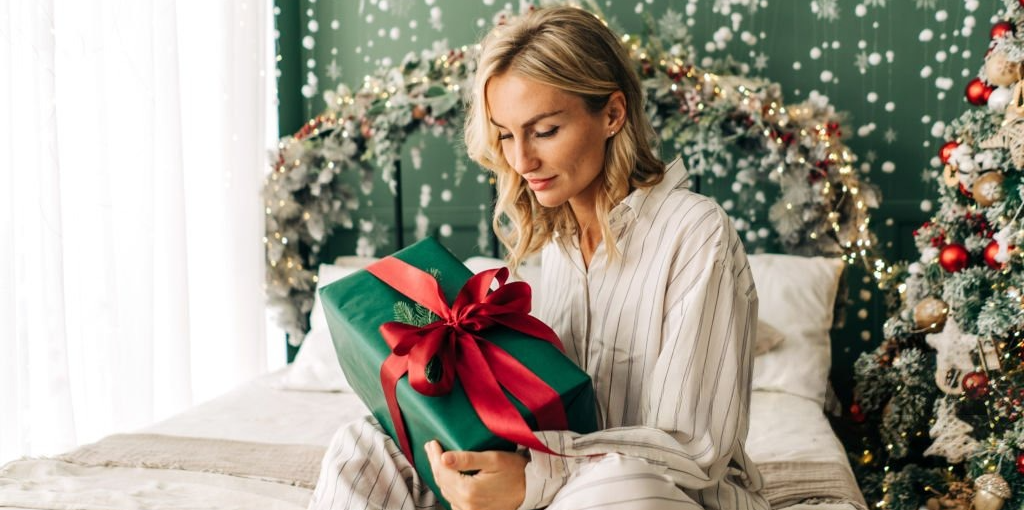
[988, 86, 1014, 111]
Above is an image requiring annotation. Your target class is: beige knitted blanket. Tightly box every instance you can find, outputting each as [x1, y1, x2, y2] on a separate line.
[46, 434, 863, 510]
[57, 433, 326, 489]
[759, 460, 868, 510]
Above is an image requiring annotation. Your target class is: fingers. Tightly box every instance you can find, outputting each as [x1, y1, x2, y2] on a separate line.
[424, 442, 528, 510]
[442, 450, 477, 471]
[425, 441, 492, 472]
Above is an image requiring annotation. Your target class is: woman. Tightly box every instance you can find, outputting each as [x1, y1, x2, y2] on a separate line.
[309, 6, 768, 510]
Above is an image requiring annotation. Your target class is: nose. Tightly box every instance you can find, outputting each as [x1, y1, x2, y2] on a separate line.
[509, 139, 540, 176]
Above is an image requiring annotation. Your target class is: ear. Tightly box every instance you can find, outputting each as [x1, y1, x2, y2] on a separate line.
[604, 91, 627, 134]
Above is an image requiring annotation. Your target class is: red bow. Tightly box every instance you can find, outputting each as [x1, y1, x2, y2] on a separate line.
[366, 257, 568, 464]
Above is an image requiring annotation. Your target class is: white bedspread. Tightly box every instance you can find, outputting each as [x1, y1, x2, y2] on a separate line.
[142, 368, 364, 446]
[0, 458, 311, 510]
[0, 367, 862, 510]
[747, 390, 849, 465]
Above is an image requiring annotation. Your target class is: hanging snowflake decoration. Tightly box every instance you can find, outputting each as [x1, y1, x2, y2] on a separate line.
[811, 0, 840, 22]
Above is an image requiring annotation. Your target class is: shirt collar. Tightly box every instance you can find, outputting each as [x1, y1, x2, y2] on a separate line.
[610, 157, 689, 232]
[556, 158, 690, 254]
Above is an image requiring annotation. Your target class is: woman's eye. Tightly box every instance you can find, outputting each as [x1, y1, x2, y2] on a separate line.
[536, 127, 559, 138]
[498, 133, 512, 141]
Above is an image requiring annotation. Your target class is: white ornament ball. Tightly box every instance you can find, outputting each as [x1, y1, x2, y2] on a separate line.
[988, 86, 1014, 112]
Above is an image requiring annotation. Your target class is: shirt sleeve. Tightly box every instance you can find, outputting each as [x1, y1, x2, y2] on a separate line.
[517, 206, 758, 510]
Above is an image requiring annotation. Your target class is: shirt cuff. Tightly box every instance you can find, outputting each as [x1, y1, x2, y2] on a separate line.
[516, 449, 570, 510]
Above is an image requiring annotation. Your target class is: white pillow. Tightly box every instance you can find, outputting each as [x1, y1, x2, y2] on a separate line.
[749, 254, 844, 407]
[275, 256, 377, 392]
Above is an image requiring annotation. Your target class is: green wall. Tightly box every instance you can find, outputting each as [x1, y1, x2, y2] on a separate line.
[274, 0, 1002, 404]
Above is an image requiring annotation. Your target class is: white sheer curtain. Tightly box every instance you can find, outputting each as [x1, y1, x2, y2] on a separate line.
[0, 0, 277, 463]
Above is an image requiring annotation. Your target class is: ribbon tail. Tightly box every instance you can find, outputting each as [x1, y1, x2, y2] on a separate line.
[478, 341, 568, 431]
[457, 339, 560, 456]
[381, 355, 415, 464]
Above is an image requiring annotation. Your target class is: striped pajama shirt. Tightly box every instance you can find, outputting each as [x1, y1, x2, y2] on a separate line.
[308, 158, 770, 510]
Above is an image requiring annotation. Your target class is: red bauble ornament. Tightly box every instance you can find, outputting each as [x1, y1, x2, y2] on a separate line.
[1018, 451, 1024, 474]
[984, 240, 1011, 270]
[962, 371, 990, 399]
[939, 141, 959, 164]
[992, 21, 1015, 40]
[850, 403, 866, 423]
[966, 78, 994, 106]
[939, 243, 970, 272]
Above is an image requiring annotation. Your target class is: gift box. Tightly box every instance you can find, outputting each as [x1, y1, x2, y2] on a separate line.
[319, 237, 597, 508]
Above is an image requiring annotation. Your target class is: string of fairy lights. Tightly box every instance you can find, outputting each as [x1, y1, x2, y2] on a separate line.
[264, 5, 893, 345]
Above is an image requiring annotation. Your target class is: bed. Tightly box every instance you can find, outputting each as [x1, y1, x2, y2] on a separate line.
[0, 249, 867, 510]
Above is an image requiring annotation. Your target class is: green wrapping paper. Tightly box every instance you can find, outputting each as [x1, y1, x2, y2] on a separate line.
[319, 237, 597, 508]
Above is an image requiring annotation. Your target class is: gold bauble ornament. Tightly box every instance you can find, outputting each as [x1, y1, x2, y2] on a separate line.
[943, 164, 960, 187]
[985, 51, 1022, 88]
[914, 297, 949, 332]
[972, 171, 1006, 207]
[974, 474, 1011, 510]
[926, 497, 940, 510]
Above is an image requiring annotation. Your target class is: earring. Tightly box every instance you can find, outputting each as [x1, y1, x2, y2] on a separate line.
[609, 130, 616, 137]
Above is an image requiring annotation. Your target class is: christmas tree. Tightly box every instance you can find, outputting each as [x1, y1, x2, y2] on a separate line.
[850, 2, 1024, 509]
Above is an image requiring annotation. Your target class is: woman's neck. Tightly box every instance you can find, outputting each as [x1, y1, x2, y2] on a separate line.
[570, 200, 602, 269]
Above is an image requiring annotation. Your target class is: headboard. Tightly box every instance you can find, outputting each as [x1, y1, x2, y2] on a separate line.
[263, 4, 884, 360]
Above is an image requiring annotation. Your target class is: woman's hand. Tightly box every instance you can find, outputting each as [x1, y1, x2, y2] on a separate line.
[424, 440, 528, 510]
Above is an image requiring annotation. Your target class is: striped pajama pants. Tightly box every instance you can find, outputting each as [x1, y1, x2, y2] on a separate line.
[308, 416, 699, 510]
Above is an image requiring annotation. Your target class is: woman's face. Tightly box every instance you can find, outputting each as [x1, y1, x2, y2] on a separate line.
[485, 72, 620, 210]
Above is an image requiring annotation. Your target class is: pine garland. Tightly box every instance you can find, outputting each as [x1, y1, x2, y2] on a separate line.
[264, 1, 882, 343]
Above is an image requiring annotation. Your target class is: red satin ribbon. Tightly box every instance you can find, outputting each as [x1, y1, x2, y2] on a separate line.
[366, 256, 568, 465]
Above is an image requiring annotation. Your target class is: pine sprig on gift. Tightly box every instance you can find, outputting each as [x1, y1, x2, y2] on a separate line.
[391, 268, 443, 327]
[390, 268, 445, 384]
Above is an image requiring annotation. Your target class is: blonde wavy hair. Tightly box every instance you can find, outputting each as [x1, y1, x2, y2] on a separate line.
[464, 5, 665, 270]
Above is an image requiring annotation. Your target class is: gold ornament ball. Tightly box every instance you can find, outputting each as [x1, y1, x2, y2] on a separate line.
[914, 297, 949, 332]
[926, 497, 940, 510]
[972, 171, 1006, 207]
[860, 450, 874, 465]
[985, 51, 1022, 87]
[974, 474, 1011, 510]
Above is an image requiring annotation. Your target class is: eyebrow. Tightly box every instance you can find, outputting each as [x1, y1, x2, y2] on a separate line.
[489, 109, 564, 129]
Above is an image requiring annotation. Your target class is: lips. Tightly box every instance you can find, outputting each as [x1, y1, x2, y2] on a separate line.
[526, 176, 555, 191]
